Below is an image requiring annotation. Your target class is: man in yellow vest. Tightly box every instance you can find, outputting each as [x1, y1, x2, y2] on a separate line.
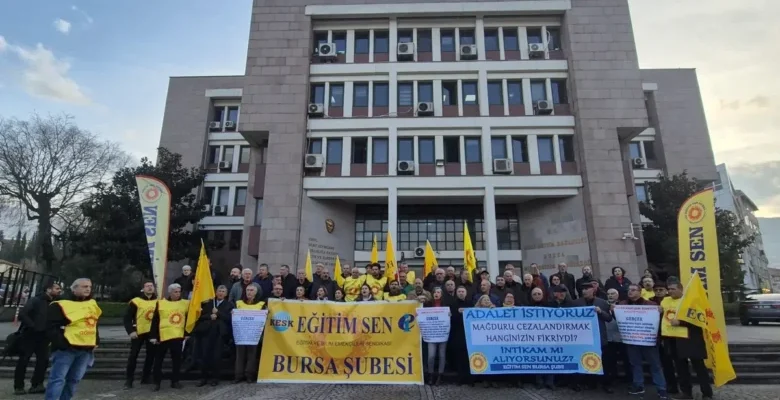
[149, 283, 189, 392]
[45, 278, 101, 400]
[383, 281, 407, 302]
[343, 268, 366, 302]
[365, 263, 388, 300]
[123, 280, 157, 389]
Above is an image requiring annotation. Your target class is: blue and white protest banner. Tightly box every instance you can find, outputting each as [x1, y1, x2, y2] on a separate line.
[464, 307, 603, 375]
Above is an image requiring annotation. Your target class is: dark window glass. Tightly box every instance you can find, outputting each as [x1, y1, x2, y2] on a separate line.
[484, 29, 499, 51]
[226, 107, 239, 125]
[496, 205, 520, 250]
[644, 141, 657, 160]
[217, 187, 230, 206]
[398, 30, 413, 43]
[546, 27, 562, 50]
[310, 84, 325, 104]
[441, 30, 455, 52]
[235, 187, 247, 207]
[354, 83, 369, 107]
[313, 31, 329, 50]
[531, 80, 546, 102]
[491, 137, 507, 159]
[254, 199, 263, 225]
[462, 81, 478, 105]
[212, 106, 224, 124]
[398, 82, 413, 107]
[203, 187, 215, 205]
[636, 185, 648, 203]
[374, 31, 389, 53]
[512, 137, 528, 162]
[373, 82, 389, 107]
[330, 84, 344, 107]
[442, 81, 458, 105]
[229, 230, 242, 250]
[417, 30, 432, 52]
[507, 81, 523, 105]
[207, 146, 220, 164]
[444, 137, 460, 163]
[551, 79, 568, 104]
[459, 29, 475, 45]
[239, 146, 251, 164]
[465, 137, 481, 163]
[352, 138, 368, 164]
[527, 27, 543, 44]
[488, 81, 503, 105]
[559, 136, 575, 162]
[354, 205, 389, 251]
[503, 28, 519, 51]
[326, 139, 343, 164]
[222, 146, 234, 164]
[418, 82, 433, 103]
[309, 139, 322, 154]
[333, 31, 347, 54]
[398, 138, 414, 160]
[419, 138, 435, 164]
[373, 138, 388, 164]
[391, 205, 487, 251]
[629, 142, 642, 159]
[538, 136, 554, 162]
[355, 31, 370, 54]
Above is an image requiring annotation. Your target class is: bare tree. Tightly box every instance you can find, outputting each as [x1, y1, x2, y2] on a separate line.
[0, 114, 129, 272]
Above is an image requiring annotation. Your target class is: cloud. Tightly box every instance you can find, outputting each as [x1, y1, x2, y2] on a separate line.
[53, 19, 72, 34]
[728, 161, 780, 217]
[71, 5, 94, 24]
[718, 96, 771, 111]
[0, 38, 90, 104]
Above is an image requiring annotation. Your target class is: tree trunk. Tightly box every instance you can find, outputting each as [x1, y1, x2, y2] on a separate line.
[37, 199, 55, 273]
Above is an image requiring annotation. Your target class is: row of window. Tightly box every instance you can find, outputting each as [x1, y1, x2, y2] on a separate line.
[201, 229, 243, 251]
[308, 135, 575, 165]
[203, 186, 248, 209]
[206, 145, 251, 165]
[210, 105, 240, 132]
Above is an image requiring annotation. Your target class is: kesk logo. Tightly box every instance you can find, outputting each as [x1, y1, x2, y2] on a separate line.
[84, 315, 98, 327]
[397, 314, 416, 332]
[270, 311, 293, 332]
[469, 352, 488, 373]
[144, 309, 155, 321]
[684, 201, 706, 224]
[169, 312, 183, 325]
[142, 184, 161, 203]
[580, 352, 602, 373]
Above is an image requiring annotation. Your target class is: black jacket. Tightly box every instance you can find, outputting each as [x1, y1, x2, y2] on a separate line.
[281, 274, 298, 299]
[605, 276, 632, 300]
[552, 272, 577, 299]
[193, 297, 233, 338]
[123, 293, 158, 335]
[575, 275, 604, 298]
[19, 292, 56, 333]
[665, 322, 707, 360]
[47, 295, 101, 351]
[574, 296, 613, 347]
[174, 275, 194, 297]
[309, 279, 338, 300]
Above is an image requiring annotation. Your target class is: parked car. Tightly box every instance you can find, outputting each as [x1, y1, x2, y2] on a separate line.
[739, 293, 780, 325]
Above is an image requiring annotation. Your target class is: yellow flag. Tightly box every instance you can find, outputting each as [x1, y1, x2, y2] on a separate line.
[304, 249, 314, 282]
[334, 255, 345, 287]
[463, 222, 476, 282]
[677, 272, 736, 387]
[423, 240, 438, 278]
[384, 232, 397, 281]
[186, 241, 215, 333]
[370, 235, 379, 264]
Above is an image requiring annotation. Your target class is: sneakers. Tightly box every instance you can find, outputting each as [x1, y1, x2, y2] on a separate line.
[27, 386, 45, 394]
[628, 386, 646, 395]
[659, 391, 669, 400]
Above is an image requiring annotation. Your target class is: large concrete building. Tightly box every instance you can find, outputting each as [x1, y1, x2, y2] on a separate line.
[158, 0, 718, 283]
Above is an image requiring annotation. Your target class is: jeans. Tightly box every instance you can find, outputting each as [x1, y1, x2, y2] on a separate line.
[626, 345, 667, 394]
[14, 332, 49, 390]
[125, 334, 155, 383]
[44, 349, 93, 400]
[426, 342, 447, 374]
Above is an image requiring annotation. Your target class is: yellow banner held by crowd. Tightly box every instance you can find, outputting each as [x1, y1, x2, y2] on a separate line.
[186, 240, 215, 333]
[463, 222, 476, 282]
[677, 272, 736, 387]
[135, 175, 172, 299]
[370, 235, 379, 264]
[258, 300, 423, 384]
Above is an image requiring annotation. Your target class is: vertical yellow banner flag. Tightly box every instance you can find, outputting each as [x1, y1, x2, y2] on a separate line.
[463, 222, 476, 282]
[334, 255, 345, 287]
[304, 249, 314, 282]
[384, 232, 397, 281]
[423, 240, 438, 278]
[135, 175, 172, 298]
[186, 241, 215, 333]
[677, 272, 736, 386]
[370, 235, 379, 264]
[677, 189, 727, 342]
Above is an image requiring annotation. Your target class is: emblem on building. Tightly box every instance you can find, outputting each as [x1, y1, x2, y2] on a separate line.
[325, 219, 335, 233]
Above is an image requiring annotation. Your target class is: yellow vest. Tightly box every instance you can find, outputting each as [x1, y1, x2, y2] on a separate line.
[55, 299, 102, 347]
[343, 276, 366, 302]
[236, 300, 265, 310]
[641, 289, 655, 300]
[383, 293, 407, 302]
[661, 297, 689, 338]
[130, 298, 157, 335]
[366, 275, 387, 300]
[157, 299, 189, 342]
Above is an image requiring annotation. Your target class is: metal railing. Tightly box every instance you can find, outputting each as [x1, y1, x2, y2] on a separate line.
[0, 265, 59, 308]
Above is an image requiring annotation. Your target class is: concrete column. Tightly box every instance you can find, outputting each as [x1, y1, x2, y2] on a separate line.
[455, 28, 461, 61]
[552, 134, 562, 174]
[388, 187, 398, 254]
[389, 127, 398, 176]
[435, 135, 444, 176]
[369, 30, 375, 63]
[413, 136, 420, 176]
[481, 126, 492, 175]
[522, 79, 533, 115]
[476, 17, 486, 61]
[367, 80, 374, 117]
[502, 79, 509, 116]
[342, 137, 352, 176]
[528, 135, 540, 175]
[367, 137, 373, 176]
[389, 71, 398, 115]
[459, 136, 467, 175]
[344, 82, 354, 117]
[498, 27, 505, 60]
[323, 82, 330, 115]
[346, 30, 355, 63]
[457, 80, 464, 116]
[433, 80, 443, 116]
[389, 18, 398, 62]
[518, 27, 529, 60]
[483, 186, 500, 279]
[320, 137, 328, 177]
[478, 70, 489, 116]
[432, 28, 442, 62]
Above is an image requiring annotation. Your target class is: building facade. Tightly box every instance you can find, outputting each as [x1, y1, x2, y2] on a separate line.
[158, 0, 718, 283]
[714, 163, 771, 292]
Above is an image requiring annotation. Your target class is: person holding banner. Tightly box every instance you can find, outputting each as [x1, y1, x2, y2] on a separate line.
[357, 284, 376, 302]
[383, 281, 407, 302]
[194, 285, 232, 388]
[294, 286, 308, 301]
[343, 267, 366, 301]
[233, 285, 264, 383]
[574, 279, 613, 393]
[529, 287, 556, 390]
[423, 287, 451, 385]
[149, 283, 189, 392]
[450, 286, 473, 386]
[309, 270, 337, 300]
[641, 277, 656, 300]
[294, 270, 312, 298]
[366, 263, 388, 300]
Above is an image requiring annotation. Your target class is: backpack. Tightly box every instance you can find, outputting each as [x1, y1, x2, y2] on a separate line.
[1, 330, 22, 365]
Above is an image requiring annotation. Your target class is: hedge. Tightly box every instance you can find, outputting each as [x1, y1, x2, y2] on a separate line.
[98, 301, 128, 319]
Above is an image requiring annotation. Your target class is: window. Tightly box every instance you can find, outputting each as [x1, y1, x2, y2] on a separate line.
[395, 205, 486, 251]
[326, 139, 342, 164]
[418, 82, 433, 103]
[636, 185, 648, 203]
[496, 205, 521, 250]
[203, 187, 215, 206]
[222, 146, 234, 163]
[527, 27, 543, 44]
[398, 30, 413, 43]
[538, 137, 554, 162]
[444, 137, 460, 163]
[253, 199, 263, 225]
[442, 81, 458, 105]
[459, 29, 475, 45]
[239, 146, 251, 164]
[559, 136, 575, 162]
[355, 31, 370, 54]
[226, 106, 239, 126]
[235, 187, 247, 207]
[374, 31, 389, 53]
[507, 81, 523, 105]
[373, 82, 389, 107]
[441, 30, 455, 52]
[354, 205, 388, 251]
[465, 137, 481, 163]
[629, 142, 642, 159]
[511, 137, 528, 162]
[313, 31, 328, 49]
[333, 31, 347, 54]
[217, 187, 230, 206]
[417, 30, 432, 52]
[462, 81, 478, 105]
[503, 28, 519, 50]
[353, 83, 369, 107]
[551, 79, 568, 104]
[484, 29, 499, 51]
[531, 80, 546, 103]
[310, 84, 325, 104]
[229, 230, 242, 250]
[330, 84, 344, 107]
[352, 138, 368, 164]
[372, 138, 388, 164]
[418, 138, 435, 164]
[491, 137, 507, 159]
[308, 139, 322, 154]
[644, 141, 657, 160]
[398, 138, 414, 160]
[212, 106, 224, 123]
[398, 82, 413, 107]
[207, 146, 220, 164]
[546, 27, 562, 50]
[488, 81, 503, 105]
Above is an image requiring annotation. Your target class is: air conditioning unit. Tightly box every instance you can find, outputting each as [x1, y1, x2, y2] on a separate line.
[304, 154, 324, 169]
[224, 121, 235, 129]
[317, 43, 337, 58]
[534, 100, 553, 115]
[460, 44, 478, 59]
[493, 158, 513, 174]
[209, 121, 221, 130]
[218, 161, 232, 170]
[308, 103, 324, 117]
[416, 102, 434, 116]
[529, 42, 546, 57]
[213, 205, 227, 215]
[201, 204, 212, 213]
[413, 246, 425, 258]
[397, 42, 415, 59]
[397, 160, 415, 174]
[632, 158, 646, 168]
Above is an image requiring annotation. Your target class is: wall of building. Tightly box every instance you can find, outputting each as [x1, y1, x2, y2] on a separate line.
[296, 197, 356, 275]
